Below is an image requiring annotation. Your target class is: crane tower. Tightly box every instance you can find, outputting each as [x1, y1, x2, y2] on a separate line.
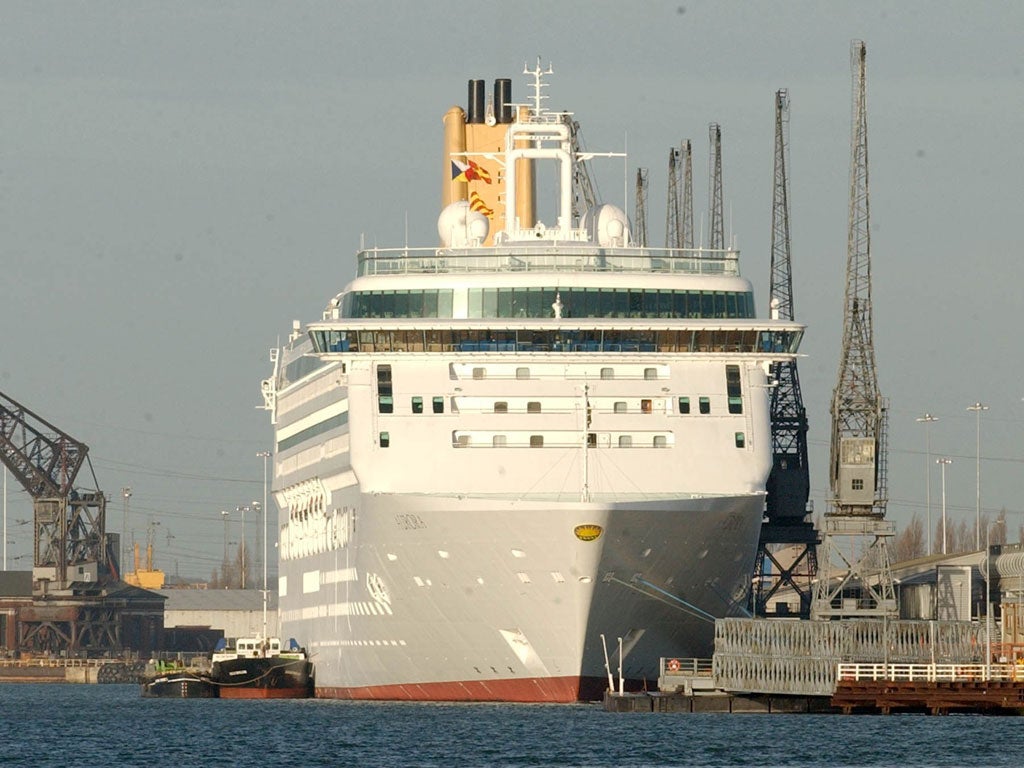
[634, 167, 649, 247]
[665, 147, 680, 248]
[811, 41, 897, 620]
[0, 390, 162, 655]
[708, 124, 724, 250]
[751, 89, 818, 618]
[566, 117, 598, 223]
[680, 140, 694, 249]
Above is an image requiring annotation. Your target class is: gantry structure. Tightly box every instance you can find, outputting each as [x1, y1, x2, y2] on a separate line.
[751, 89, 819, 619]
[811, 41, 897, 620]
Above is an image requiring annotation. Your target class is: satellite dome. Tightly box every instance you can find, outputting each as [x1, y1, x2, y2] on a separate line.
[438, 201, 490, 247]
[582, 204, 631, 247]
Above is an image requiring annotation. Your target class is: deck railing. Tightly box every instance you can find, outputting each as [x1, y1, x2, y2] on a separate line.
[356, 246, 740, 277]
[837, 662, 1024, 683]
[660, 657, 714, 677]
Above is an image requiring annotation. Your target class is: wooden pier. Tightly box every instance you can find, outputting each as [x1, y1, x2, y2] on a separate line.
[832, 663, 1024, 715]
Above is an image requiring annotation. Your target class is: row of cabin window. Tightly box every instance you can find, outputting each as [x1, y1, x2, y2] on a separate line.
[379, 396, 742, 415]
[342, 288, 756, 320]
[378, 396, 445, 414]
[377, 432, 747, 448]
[470, 366, 661, 380]
[312, 330, 801, 356]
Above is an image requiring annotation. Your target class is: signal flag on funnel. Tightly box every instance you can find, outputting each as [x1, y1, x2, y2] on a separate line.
[469, 191, 494, 218]
[451, 159, 493, 184]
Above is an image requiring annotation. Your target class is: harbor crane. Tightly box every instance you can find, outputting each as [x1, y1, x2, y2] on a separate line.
[0, 389, 162, 654]
[634, 167, 649, 247]
[664, 141, 695, 250]
[708, 123, 724, 250]
[811, 41, 897, 620]
[0, 390, 114, 589]
[750, 89, 819, 619]
[680, 140, 694, 250]
[565, 117, 599, 223]
[665, 147, 681, 248]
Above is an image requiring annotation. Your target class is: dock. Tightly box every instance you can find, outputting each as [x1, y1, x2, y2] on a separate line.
[833, 663, 1024, 714]
[0, 658, 146, 684]
[604, 618, 1024, 715]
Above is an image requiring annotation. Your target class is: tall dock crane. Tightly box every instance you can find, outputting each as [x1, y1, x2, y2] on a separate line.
[663, 140, 695, 250]
[708, 124, 724, 250]
[811, 41, 897, 620]
[566, 117, 598, 223]
[680, 139, 694, 250]
[665, 146, 681, 248]
[0, 390, 114, 589]
[634, 167, 649, 247]
[750, 89, 818, 618]
[0, 389, 162, 654]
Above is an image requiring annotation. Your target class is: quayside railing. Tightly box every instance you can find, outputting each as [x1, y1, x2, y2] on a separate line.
[837, 662, 1024, 684]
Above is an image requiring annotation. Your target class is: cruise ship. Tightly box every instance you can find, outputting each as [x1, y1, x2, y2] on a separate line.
[261, 65, 804, 702]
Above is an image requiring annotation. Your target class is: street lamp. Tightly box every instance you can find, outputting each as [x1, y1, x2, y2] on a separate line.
[916, 414, 939, 556]
[256, 449, 272, 639]
[220, 509, 230, 585]
[967, 402, 988, 550]
[937, 458, 953, 555]
[121, 487, 132, 575]
[237, 505, 250, 589]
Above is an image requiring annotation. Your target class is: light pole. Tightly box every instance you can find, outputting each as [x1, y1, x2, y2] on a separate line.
[220, 509, 230, 586]
[257, 450, 270, 584]
[256, 449, 271, 639]
[916, 414, 939, 556]
[121, 487, 132, 575]
[237, 505, 249, 589]
[967, 402, 988, 551]
[937, 458, 952, 555]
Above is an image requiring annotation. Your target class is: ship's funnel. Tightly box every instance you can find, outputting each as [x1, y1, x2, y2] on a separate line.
[467, 79, 486, 124]
[495, 78, 513, 123]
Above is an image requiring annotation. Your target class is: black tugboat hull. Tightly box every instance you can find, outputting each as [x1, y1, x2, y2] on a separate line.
[142, 673, 218, 698]
[213, 656, 314, 699]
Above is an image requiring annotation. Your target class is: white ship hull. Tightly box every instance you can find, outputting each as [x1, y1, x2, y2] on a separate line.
[279, 491, 763, 701]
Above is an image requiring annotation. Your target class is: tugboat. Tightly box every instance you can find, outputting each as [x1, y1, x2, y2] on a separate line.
[141, 658, 217, 698]
[210, 636, 314, 698]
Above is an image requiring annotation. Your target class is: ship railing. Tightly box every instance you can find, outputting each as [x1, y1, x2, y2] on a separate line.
[660, 657, 714, 677]
[837, 662, 1024, 683]
[355, 246, 739, 277]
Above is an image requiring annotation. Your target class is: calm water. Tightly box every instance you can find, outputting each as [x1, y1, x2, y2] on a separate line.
[2, 684, 1022, 767]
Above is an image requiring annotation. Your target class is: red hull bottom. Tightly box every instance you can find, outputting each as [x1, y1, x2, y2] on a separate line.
[315, 675, 610, 703]
[218, 687, 312, 699]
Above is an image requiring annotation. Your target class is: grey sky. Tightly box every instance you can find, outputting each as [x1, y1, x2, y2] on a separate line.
[3, 1, 1023, 576]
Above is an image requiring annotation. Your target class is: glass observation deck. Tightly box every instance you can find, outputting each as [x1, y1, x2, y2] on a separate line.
[307, 324, 803, 356]
[355, 245, 740, 277]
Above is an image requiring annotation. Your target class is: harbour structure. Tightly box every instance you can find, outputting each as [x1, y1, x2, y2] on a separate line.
[811, 40, 897, 620]
[261, 62, 804, 702]
[751, 89, 818, 619]
[633, 167, 649, 248]
[707, 123, 725, 251]
[0, 390, 164, 656]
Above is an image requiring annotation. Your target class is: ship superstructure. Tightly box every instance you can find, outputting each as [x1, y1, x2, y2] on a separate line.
[262, 65, 804, 701]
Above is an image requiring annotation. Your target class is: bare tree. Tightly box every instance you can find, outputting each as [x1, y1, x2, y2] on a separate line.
[895, 513, 926, 562]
